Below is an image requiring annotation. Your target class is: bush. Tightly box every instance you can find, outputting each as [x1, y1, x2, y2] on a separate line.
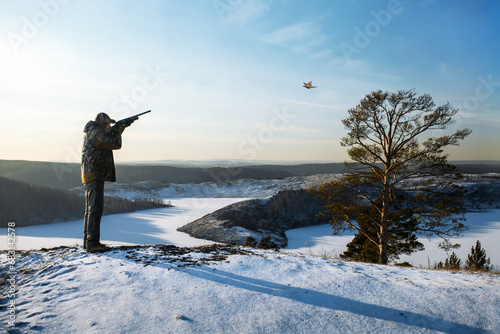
[445, 252, 461, 270]
[433, 261, 445, 270]
[394, 262, 413, 267]
[244, 237, 257, 248]
[244, 236, 279, 250]
[258, 236, 279, 250]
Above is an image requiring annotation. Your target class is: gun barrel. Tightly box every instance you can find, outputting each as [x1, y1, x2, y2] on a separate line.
[119, 110, 151, 122]
[134, 110, 151, 117]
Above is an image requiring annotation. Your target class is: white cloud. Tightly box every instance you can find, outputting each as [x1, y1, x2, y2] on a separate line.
[291, 34, 329, 54]
[262, 22, 319, 45]
[220, 0, 270, 25]
[311, 49, 333, 59]
[279, 98, 340, 110]
[260, 21, 331, 56]
[328, 55, 368, 70]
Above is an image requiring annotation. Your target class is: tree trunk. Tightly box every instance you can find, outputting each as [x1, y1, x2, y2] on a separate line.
[379, 174, 391, 264]
[379, 222, 388, 264]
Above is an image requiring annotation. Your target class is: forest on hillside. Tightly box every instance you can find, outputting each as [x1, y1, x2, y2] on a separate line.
[1, 159, 499, 191]
[0, 160, 349, 189]
[0, 177, 170, 228]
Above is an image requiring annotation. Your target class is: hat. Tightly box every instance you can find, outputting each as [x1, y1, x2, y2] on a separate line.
[95, 112, 116, 126]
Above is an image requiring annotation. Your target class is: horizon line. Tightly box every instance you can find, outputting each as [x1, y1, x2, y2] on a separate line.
[1, 158, 500, 166]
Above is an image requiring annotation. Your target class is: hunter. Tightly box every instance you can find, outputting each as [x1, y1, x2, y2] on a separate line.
[81, 112, 134, 252]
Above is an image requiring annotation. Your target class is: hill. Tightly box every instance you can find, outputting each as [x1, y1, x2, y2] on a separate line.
[0, 177, 169, 228]
[178, 189, 329, 247]
[4, 159, 499, 190]
[176, 174, 500, 248]
[1, 244, 498, 333]
[0, 160, 346, 190]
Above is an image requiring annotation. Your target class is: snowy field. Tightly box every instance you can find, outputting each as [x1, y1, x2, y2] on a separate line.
[1, 198, 499, 333]
[0, 198, 248, 251]
[285, 210, 500, 269]
[1, 198, 499, 269]
[1, 243, 499, 333]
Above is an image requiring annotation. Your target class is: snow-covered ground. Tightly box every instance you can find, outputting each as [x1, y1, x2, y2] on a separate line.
[285, 210, 500, 269]
[2, 198, 499, 269]
[0, 198, 247, 251]
[2, 244, 499, 333]
[1, 198, 499, 333]
[89, 174, 338, 199]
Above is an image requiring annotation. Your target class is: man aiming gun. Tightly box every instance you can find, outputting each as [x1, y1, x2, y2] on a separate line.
[81, 111, 149, 252]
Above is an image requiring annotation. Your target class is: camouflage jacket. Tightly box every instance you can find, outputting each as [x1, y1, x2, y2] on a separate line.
[81, 121, 122, 183]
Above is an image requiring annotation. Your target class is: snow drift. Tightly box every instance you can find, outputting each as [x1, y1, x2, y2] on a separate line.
[1, 244, 499, 333]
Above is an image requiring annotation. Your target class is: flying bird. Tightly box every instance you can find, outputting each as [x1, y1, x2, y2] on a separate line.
[303, 81, 317, 89]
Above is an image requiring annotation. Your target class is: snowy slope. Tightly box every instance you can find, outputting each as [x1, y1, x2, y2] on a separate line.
[1, 244, 499, 333]
[2, 175, 499, 332]
[95, 174, 339, 199]
[0, 198, 247, 251]
[2, 199, 499, 268]
[285, 210, 500, 269]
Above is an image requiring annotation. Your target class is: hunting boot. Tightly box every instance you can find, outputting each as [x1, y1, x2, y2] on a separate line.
[86, 243, 111, 253]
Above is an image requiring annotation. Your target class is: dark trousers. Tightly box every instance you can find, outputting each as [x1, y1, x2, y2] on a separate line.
[83, 180, 105, 248]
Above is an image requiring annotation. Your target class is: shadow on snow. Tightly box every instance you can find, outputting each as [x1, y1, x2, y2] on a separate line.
[181, 266, 486, 333]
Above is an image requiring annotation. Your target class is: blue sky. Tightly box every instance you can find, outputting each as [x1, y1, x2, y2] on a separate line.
[1, 0, 499, 163]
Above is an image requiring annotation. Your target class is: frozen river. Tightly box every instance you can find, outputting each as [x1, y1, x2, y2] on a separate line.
[285, 210, 500, 268]
[1, 198, 499, 268]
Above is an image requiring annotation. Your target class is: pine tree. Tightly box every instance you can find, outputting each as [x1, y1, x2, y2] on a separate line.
[465, 240, 491, 271]
[314, 89, 471, 264]
[340, 202, 424, 263]
[258, 236, 279, 250]
[444, 252, 461, 270]
[244, 237, 257, 248]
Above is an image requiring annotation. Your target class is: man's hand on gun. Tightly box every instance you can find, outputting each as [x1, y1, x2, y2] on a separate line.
[112, 119, 133, 133]
[117, 116, 138, 128]
[107, 110, 150, 134]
